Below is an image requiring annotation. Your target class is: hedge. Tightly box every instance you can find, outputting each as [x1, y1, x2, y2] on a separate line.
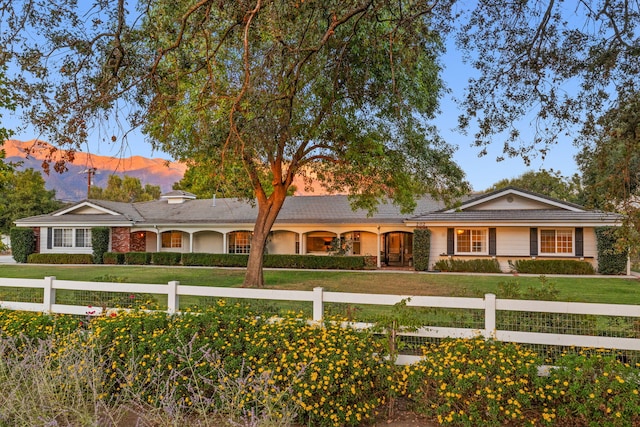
[124, 252, 152, 265]
[433, 258, 502, 273]
[510, 259, 596, 275]
[413, 228, 431, 271]
[91, 227, 110, 264]
[151, 252, 182, 266]
[103, 252, 125, 265]
[595, 227, 628, 275]
[9, 228, 36, 263]
[181, 253, 369, 269]
[27, 253, 94, 264]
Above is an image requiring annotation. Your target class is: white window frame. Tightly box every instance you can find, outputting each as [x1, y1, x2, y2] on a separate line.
[455, 228, 488, 255]
[52, 228, 92, 248]
[161, 231, 183, 249]
[539, 228, 574, 255]
[229, 231, 252, 254]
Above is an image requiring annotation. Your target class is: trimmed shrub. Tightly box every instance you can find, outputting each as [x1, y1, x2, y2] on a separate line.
[103, 252, 125, 265]
[151, 252, 182, 266]
[91, 227, 110, 264]
[9, 227, 36, 263]
[27, 253, 93, 264]
[433, 258, 502, 273]
[181, 253, 368, 269]
[124, 252, 152, 265]
[511, 259, 595, 275]
[596, 227, 628, 275]
[181, 253, 248, 267]
[413, 228, 431, 271]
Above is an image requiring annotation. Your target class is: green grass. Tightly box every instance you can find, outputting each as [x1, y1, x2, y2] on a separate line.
[0, 264, 638, 304]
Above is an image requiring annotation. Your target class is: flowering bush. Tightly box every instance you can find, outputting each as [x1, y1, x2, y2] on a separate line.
[89, 303, 391, 426]
[401, 338, 541, 426]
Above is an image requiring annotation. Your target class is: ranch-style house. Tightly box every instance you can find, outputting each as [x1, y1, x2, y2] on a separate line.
[14, 187, 623, 272]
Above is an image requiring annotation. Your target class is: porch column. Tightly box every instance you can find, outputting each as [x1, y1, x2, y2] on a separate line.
[376, 227, 381, 268]
[222, 232, 227, 254]
[189, 232, 194, 253]
[298, 232, 304, 254]
[156, 229, 161, 252]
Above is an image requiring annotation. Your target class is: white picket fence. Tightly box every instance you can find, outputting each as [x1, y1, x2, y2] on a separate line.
[1, 276, 640, 364]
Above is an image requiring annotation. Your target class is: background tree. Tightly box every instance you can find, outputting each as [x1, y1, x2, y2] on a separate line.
[485, 169, 583, 204]
[576, 91, 640, 252]
[88, 175, 161, 202]
[0, 168, 63, 234]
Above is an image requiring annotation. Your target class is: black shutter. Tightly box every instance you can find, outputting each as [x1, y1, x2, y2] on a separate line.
[447, 228, 454, 255]
[530, 228, 538, 256]
[47, 227, 52, 249]
[489, 228, 497, 256]
[575, 227, 584, 257]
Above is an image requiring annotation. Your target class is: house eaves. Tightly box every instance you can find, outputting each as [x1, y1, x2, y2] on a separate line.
[405, 210, 622, 227]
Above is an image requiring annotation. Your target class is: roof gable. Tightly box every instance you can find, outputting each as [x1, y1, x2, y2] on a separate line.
[53, 201, 124, 216]
[445, 187, 584, 213]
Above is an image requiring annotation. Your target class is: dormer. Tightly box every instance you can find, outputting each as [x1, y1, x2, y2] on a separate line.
[160, 190, 197, 204]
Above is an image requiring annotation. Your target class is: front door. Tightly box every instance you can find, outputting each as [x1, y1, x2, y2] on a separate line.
[384, 232, 413, 266]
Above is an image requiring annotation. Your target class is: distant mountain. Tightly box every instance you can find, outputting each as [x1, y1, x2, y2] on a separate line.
[3, 140, 187, 202]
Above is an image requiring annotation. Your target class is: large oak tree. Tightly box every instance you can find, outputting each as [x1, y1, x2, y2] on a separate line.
[2, 0, 638, 285]
[1, 0, 469, 287]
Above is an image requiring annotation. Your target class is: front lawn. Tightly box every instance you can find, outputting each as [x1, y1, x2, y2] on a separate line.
[0, 264, 638, 304]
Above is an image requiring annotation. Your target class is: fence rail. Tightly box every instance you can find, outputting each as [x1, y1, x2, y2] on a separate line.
[2, 276, 640, 364]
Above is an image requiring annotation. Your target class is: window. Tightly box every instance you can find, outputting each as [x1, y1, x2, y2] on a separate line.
[229, 231, 251, 253]
[161, 231, 182, 248]
[52, 228, 91, 248]
[352, 231, 361, 255]
[456, 228, 486, 253]
[53, 228, 73, 247]
[75, 229, 92, 247]
[540, 229, 573, 254]
[306, 233, 334, 252]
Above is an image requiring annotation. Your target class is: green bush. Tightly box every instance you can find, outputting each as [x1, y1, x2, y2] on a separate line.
[91, 308, 391, 427]
[511, 259, 596, 275]
[27, 253, 93, 264]
[413, 228, 431, 271]
[181, 253, 368, 269]
[433, 258, 502, 273]
[151, 252, 182, 266]
[9, 228, 36, 263]
[181, 253, 249, 267]
[91, 227, 110, 264]
[103, 252, 125, 265]
[402, 338, 541, 425]
[596, 227, 628, 275]
[124, 252, 152, 265]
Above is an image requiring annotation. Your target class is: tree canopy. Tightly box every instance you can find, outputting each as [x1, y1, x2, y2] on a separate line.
[88, 175, 161, 202]
[485, 169, 583, 205]
[0, 167, 63, 234]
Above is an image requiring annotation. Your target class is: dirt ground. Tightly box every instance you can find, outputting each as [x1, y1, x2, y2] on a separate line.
[368, 399, 437, 427]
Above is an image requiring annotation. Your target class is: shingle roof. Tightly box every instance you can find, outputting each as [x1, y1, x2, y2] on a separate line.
[133, 195, 445, 225]
[407, 209, 622, 224]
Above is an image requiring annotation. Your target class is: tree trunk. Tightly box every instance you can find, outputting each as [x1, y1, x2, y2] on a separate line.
[243, 188, 288, 288]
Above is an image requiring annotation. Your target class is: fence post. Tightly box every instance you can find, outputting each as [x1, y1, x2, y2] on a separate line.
[43, 276, 55, 313]
[313, 287, 324, 322]
[167, 281, 179, 314]
[484, 293, 496, 339]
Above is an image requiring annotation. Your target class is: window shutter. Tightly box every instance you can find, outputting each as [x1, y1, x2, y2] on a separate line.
[489, 228, 497, 256]
[447, 228, 454, 255]
[530, 228, 538, 256]
[47, 227, 52, 249]
[575, 227, 584, 257]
